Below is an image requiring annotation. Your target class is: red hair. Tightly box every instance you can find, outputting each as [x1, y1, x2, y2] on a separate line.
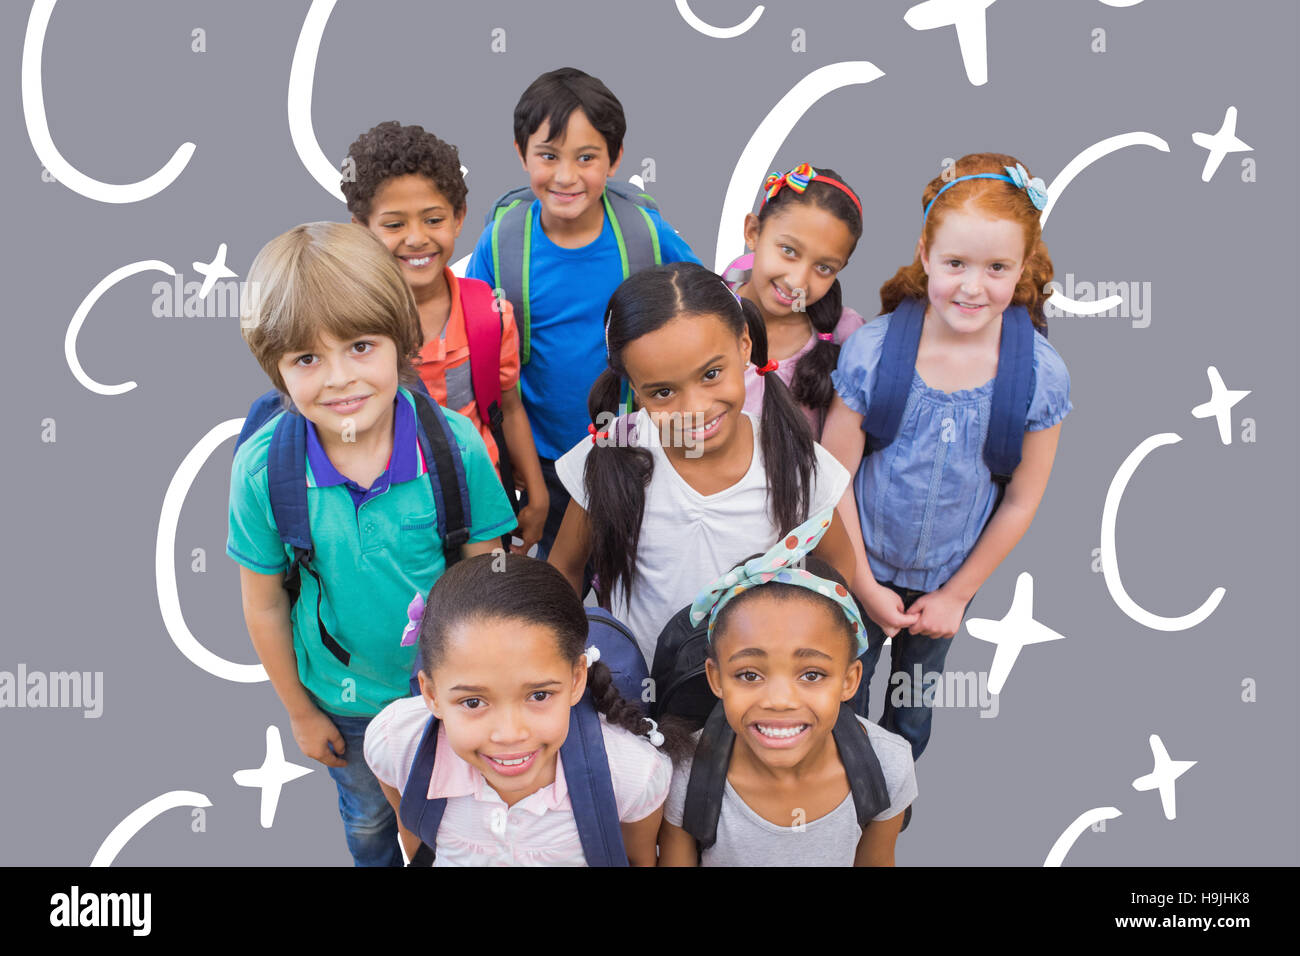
[879, 152, 1054, 329]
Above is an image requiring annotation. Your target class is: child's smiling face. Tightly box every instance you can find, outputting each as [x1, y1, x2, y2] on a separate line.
[420, 617, 586, 807]
[622, 313, 751, 459]
[706, 591, 861, 770]
[357, 174, 465, 299]
[742, 203, 855, 322]
[920, 205, 1027, 338]
[517, 108, 622, 234]
[276, 331, 399, 450]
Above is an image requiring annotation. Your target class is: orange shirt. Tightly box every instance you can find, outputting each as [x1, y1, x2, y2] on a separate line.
[414, 270, 521, 467]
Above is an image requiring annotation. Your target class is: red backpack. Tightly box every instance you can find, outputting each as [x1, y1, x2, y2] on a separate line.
[458, 277, 517, 506]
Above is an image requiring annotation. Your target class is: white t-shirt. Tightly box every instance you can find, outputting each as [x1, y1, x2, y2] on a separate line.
[556, 409, 850, 666]
[364, 696, 672, 867]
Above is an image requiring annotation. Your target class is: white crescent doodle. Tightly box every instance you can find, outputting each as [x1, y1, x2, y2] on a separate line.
[66, 261, 176, 395]
[1046, 289, 1124, 315]
[1098, 0, 1145, 7]
[714, 62, 886, 271]
[1040, 131, 1170, 228]
[1100, 433, 1226, 631]
[291, 0, 467, 202]
[156, 419, 268, 683]
[91, 790, 212, 867]
[675, 0, 765, 39]
[1043, 807, 1122, 867]
[23, 0, 195, 203]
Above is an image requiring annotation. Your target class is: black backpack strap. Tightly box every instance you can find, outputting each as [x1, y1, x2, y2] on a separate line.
[680, 701, 735, 851]
[862, 297, 925, 454]
[832, 703, 893, 828]
[398, 714, 445, 867]
[410, 391, 472, 567]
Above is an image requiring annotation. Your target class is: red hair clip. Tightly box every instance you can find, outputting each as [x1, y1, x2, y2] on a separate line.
[588, 423, 609, 445]
[755, 359, 779, 376]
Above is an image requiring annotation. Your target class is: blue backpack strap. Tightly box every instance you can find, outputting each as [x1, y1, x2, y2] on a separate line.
[235, 389, 288, 455]
[559, 693, 629, 867]
[983, 305, 1037, 484]
[408, 390, 472, 567]
[398, 714, 444, 867]
[862, 297, 926, 452]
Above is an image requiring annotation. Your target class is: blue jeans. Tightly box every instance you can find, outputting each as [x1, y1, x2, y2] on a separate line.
[325, 713, 404, 867]
[849, 583, 970, 762]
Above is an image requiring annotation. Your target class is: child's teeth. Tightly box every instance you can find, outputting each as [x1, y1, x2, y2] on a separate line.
[757, 724, 806, 738]
[407, 256, 431, 266]
[494, 756, 527, 766]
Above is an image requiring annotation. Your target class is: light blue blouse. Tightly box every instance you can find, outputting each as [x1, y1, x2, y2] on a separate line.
[831, 313, 1072, 592]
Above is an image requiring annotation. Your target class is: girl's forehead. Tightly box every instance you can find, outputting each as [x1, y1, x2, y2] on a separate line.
[436, 618, 575, 678]
[623, 313, 740, 375]
[929, 209, 1026, 258]
[762, 203, 856, 257]
[714, 592, 851, 661]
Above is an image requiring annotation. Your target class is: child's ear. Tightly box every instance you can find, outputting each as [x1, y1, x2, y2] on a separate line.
[607, 145, 624, 178]
[916, 236, 929, 274]
[704, 657, 724, 699]
[738, 327, 753, 367]
[515, 140, 528, 172]
[840, 657, 863, 703]
[742, 213, 760, 251]
[351, 214, 363, 226]
[417, 670, 442, 718]
[569, 659, 589, 706]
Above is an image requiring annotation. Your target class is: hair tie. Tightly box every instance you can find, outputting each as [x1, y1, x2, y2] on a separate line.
[642, 718, 665, 748]
[816, 332, 834, 342]
[400, 591, 424, 647]
[755, 359, 779, 376]
[583, 645, 601, 667]
[922, 163, 1048, 227]
[588, 423, 608, 445]
[762, 163, 863, 218]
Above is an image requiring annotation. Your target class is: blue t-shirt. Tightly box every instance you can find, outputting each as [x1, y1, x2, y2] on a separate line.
[831, 313, 1072, 593]
[466, 197, 701, 459]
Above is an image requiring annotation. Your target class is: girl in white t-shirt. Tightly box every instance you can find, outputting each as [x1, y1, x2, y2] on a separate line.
[549, 261, 854, 666]
[363, 553, 678, 866]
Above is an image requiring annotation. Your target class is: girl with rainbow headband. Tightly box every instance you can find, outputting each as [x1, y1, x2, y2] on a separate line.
[724, 163, 867, 437]
[821, 152, 1072, 760]
[658, 509, 917, 867]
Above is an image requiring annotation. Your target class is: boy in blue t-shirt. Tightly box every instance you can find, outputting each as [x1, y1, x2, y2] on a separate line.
[466, 67, 702, 558]
[229, 222, 515, 865]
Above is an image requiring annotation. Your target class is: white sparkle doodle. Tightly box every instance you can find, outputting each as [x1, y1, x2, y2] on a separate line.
[1043, 807, 1122, 867]
[22, 0, 195, 203]
[675, 0, 765, 39]
[291, 1, 466, 203]
[1132, 734, 1196, 820]
[1100, 434, 1226, 631]
[904, 0, 997, 87]
[713, 62, 885, 271]
[1191, 366, 1251, 445]
[66, 261, 176, 396]
[1098, 0, 1145, 6]
[91, 791, 212, 867]
[157, 419, 268, 683]
[194, 244, 237, 299]
[234, 726, 314, 828]
[965, 573, 1067, 695]
[1192, 107, 1252, 182]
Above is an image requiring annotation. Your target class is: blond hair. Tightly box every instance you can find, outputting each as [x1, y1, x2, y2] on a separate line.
[240, 221, 422, 393]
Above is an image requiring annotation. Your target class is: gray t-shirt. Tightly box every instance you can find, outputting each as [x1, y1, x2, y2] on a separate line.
[663, 716, 918, 867]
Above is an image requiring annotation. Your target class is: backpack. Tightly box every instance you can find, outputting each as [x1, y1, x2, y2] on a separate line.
[646, 605, 908, 847]
[233, 385, 472, 668]
[485, 182, 665, 364]
[456, 277, 517, 509]
[863, 297, 1040, 505]
[399, 606, 648, 867]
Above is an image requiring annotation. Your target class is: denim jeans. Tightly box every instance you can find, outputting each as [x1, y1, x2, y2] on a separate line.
[849, 582, 971, 762]
[325, 713, 404, 867]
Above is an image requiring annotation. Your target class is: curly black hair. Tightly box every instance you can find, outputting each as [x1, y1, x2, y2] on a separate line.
[341, 121, 467, 224]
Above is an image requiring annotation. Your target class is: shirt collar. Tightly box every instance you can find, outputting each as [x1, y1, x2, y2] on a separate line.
[304, 388, 425, 489]
[428, 724, 570, 816]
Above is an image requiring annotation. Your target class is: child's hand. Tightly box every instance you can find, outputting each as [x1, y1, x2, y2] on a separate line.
[290, 706, 347, 768]
[857, 580, 919, 639]
[512, 499, 548, 555]
[906, 588, 967, 640]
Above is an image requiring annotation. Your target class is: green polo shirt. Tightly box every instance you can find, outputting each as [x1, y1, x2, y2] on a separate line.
[227, 387, 515, 716]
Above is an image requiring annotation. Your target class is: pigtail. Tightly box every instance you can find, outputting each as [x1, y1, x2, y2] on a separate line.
[586, 660, 693, 763]
[744, 298, 816, 534]
[584, 368, 654, 609]
[789, 278, 843, 426]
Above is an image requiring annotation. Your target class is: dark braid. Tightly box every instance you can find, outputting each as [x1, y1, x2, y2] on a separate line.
[587, 661, 692, 763]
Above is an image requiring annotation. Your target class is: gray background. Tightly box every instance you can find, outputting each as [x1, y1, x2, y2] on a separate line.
[2, 0, 1295, 866]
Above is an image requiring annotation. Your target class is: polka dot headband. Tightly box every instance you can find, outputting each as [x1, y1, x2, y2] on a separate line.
[689, 508, 867, 655]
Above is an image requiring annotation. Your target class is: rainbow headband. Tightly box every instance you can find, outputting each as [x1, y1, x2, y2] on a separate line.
[689, 508, 868, 656]
[922, 162, 1049, 227]
[762, 163, 862, 218]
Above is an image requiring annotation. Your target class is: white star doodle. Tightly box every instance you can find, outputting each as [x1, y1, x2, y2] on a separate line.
[193, 243, 237, 298]
[1191, 107, 1252, 182]
[233, 725, 313, 828]
[1191, 365, 1250, 445]
[904, 0, 997, 86]
[965, 572, 1067, 695]
[1131, 734, 1196, 820]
